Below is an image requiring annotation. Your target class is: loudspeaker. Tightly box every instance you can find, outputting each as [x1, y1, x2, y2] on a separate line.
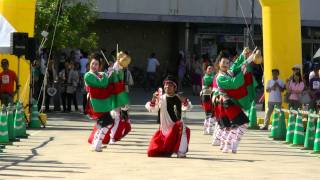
[11, 32, 28, 57]
[26, 38, 36, 62]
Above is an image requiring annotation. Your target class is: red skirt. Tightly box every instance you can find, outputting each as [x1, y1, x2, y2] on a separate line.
[88, 124, 113, 144]
[147, 121, 190, 157]
[213, 95, 249, 128]
[85, 101, 105, 120]
[112, 118, 132, 141]
[201, 94, 212, 113]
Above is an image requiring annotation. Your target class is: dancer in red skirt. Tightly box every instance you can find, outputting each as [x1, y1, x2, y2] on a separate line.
[145, 75, 192, 158]
[85, 53, 129, 152]
[212, 48, 255, 153]
[201, 65, 215, 134]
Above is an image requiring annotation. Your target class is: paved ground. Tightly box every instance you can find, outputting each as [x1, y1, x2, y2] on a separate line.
[0, 89, 320, 179]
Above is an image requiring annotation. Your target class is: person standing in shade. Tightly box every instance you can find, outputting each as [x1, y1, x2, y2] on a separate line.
[146, 53, 160, 91]
[66, 62, 79, 112]
[0, 59, 19, 106]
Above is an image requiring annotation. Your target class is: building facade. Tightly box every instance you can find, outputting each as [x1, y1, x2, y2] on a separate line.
[93, 0, 320, 73]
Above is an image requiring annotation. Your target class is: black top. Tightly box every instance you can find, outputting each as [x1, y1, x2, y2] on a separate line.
[157, 95, 182, 123]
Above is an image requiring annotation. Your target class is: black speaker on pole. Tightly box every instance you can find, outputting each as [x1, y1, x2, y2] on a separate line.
[11, 32, 28, 57]
[26, 38, 36, 62]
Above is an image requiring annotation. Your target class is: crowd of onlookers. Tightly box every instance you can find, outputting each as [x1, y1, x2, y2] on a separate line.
[261, 62, 320, 129]
[32, 49, 121, 113]
[32, 49, 87, 112]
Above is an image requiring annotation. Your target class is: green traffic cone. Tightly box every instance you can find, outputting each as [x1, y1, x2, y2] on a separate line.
[29, 101, 41, 128]
[303, 112, 316, 150]
[285, 109, 296, 144]
[313, 117, 320, 153]
[0, 105, 11, 145]
[14, 102, 28, 138]
[269, 105, 280, 138]
[277, 110, 287, 140]
[292, 112, 305, 146]
[7, 103, 19, 142]
[248, 101, 258, 129]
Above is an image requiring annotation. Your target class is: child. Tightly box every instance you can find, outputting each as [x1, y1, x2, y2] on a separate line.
[261, 69, 285, 130]
[145, 75, 192, 158]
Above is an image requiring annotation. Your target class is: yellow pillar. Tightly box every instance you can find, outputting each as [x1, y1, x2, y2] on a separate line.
[0, 0, 36, 107]
[259, 0, 302, 107]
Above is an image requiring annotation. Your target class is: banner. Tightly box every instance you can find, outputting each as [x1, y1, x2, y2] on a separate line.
[0, 0, 36, 108]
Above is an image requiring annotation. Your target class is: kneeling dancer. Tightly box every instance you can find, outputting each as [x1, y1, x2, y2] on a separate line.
[145, 75, 192, 158]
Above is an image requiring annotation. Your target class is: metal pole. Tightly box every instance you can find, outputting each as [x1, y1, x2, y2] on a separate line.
[250, 0, 255, 49]
[17, 56, 20, 101]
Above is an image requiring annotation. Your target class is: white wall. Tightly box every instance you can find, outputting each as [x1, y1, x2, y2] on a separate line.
[96, 0, 261, 18]
[96, 0, 320, 22]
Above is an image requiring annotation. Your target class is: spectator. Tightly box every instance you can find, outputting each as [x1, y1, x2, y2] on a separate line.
[0, 59, 19, 106]
[261, 69, 285, 130]
[80, 51, 88, 77]
[44, 60, 58, 112]
[201, 53, 210, 75]
[309, 63, 320, 110]
[66, 62, 79, 112]
[32, 60, 42, 99]
[123, 51, 134, 92]
[177, 51, 186, 91]
[286, 72, 304, 110]
[288, 64, 302, 81]
[40, 48, 48, 75]
[59, 61, 70, 112]
[81, 63, 90, 114]
[309, 63, 320, 83]
[146, 52, 160, 91]
[192, 56, 202, 96]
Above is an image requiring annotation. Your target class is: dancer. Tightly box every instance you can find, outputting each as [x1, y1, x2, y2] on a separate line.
[145, 75, 192, 158]
[212, 48, 256, 153]
[201, 65, 215, 134]
[85, 53, 129, 152]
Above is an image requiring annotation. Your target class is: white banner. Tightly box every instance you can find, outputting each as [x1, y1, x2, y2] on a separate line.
[0, 14, 16, 53]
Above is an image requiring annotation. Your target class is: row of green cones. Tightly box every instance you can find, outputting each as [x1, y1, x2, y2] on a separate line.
[270, 106, 320, 154]
[0, 101, 41, 153]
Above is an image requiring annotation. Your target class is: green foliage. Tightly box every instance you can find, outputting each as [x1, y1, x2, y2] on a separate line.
[35, 0, 99, 52]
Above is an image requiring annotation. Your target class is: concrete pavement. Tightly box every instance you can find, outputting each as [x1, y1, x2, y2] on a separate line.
[0, 88, 319, 179]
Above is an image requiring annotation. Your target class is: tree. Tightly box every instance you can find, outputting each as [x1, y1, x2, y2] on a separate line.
[35, 0, 99, 53]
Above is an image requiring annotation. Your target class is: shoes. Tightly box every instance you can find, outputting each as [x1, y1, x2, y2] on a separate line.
[109, 139, 116, 145]
[231, 141, 239, 154]
[92, 147, 102, 152]
[177, 152, 187, 158]
[260, 126, 268, 130]
[212, 139, 220, 146]
[222, 142, 231, 153]
[93, 149, 102, 152]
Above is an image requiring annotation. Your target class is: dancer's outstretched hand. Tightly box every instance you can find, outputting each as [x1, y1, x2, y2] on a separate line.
[242, 47, 251, 58]
[241, 64, 247, 74]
